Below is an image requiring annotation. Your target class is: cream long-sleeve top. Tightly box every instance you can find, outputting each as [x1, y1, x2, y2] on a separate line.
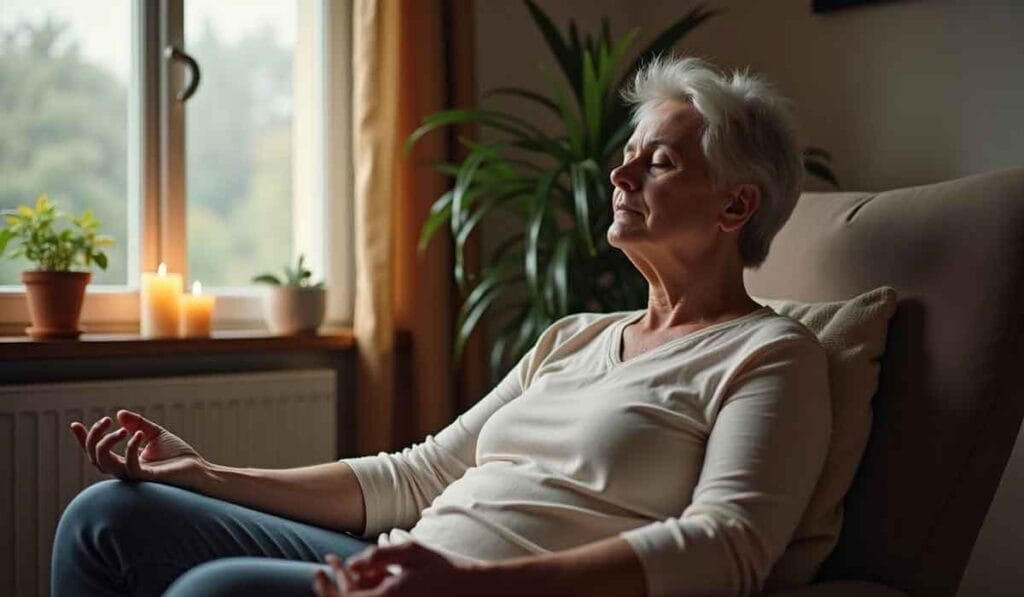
[342, 306, 832, 596]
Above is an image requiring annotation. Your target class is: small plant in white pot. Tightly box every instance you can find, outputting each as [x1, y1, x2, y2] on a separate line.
[251, 254, 325, 336]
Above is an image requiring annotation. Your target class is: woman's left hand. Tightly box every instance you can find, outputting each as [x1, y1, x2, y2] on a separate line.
[313, 542, 486, 596]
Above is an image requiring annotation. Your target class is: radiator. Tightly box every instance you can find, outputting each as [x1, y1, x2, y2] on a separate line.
[0, 369, 338, 597]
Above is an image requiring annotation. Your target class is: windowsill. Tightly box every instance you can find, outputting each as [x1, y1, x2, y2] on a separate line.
[0, 328, 358, 360]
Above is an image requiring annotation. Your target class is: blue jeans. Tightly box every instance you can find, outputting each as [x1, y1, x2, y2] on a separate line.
[51, 479, 373, 596]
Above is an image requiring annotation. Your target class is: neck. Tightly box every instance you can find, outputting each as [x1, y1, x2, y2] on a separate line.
[633, 247, 758, 332]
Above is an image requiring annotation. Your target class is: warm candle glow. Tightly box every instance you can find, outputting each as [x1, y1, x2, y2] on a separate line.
[141, 263, 182, 338]
[180, 279, 215, 338]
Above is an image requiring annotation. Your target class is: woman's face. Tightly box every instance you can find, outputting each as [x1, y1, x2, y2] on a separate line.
[607, 99, 731, 261]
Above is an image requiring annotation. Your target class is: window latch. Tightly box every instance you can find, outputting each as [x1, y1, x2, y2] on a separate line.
[164, 46, 201, 103]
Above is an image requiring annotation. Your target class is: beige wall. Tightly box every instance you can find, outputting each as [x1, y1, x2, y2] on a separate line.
[476, 0, 1024, 192]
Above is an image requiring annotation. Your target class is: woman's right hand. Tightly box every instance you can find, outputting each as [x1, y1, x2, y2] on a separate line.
[70, 409, 210, 488]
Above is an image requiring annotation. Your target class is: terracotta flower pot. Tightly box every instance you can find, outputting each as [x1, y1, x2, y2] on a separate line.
[21, 270, 91, 340]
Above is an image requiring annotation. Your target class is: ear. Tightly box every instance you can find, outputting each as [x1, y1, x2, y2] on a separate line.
[718, 184, 760, 234]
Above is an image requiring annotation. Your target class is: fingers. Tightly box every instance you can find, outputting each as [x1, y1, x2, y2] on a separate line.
[82, 417, 113, 466]
[124, 430, 146, 479]
[344, 561, 386, 591]
[327, 554, 355, 591]
[353, 573, 405, 596]
[312, 568, 339, 597]
[70, 422, 88, 451]
[347, 543, 425, 576]
[94, 427, 129, 478]
[117, 410, 163, 441]
[70, 414, 152, 480]
[313, 555, 354, 597]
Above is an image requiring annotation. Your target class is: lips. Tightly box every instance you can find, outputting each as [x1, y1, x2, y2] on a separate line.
[613, 191, 643, 216]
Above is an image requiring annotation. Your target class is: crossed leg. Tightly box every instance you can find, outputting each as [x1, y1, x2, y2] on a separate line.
[51, 479, 372, 596]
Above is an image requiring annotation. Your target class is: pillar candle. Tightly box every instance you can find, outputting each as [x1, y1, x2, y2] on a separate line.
[140, 262, 182, 338]
[180, 281, 215, 338]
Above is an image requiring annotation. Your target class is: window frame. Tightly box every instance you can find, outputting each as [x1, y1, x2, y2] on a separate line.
[0, 0, 159, 332]
[0, 0, 353, 333]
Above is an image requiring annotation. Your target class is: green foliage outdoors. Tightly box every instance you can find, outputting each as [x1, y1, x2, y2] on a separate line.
[0, 20, 127, 284]
[410, 1, 837, 382]
[251, 254, 323, 289]
[185, 19, 293, 287]
[0, 194, 113, 272]
[0, 16, 293, 287]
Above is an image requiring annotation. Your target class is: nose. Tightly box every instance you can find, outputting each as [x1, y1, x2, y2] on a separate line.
[610, 161, 640, 193]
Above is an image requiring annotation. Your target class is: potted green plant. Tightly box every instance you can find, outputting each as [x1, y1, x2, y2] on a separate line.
[409, 1, 837, 381]
[0, 195, 114, 339]
[251, 254, 326, 336]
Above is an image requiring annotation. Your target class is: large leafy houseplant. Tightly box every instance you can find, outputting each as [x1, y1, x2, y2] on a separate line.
[409, 1, 836, 381]
[0, 194, 114, 338]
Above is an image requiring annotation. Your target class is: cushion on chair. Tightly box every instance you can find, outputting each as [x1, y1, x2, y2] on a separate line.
[744, 166, 1024, 596]
[753, 286, 899, 591]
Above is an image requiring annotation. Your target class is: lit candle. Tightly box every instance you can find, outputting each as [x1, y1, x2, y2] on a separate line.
[140, 262, 183, 338]
[179, 281, 215, 338]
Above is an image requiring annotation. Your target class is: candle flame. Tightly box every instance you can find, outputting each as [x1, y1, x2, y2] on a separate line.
[157, 262, 167, 276]
[192, 280, 202, 296]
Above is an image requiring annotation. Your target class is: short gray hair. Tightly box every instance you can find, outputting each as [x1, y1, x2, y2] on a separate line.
[621, 56, 803, 268]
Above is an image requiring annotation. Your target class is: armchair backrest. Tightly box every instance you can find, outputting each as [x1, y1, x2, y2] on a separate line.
[744, 167, 1024, 596]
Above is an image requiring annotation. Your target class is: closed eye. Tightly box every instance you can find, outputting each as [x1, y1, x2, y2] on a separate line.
[650, 151, 673, 170]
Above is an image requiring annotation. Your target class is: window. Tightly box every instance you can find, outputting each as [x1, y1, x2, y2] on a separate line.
[0, 1, 135, 287]
[0, 0, 351, 330]
[184, 1, 297, 288]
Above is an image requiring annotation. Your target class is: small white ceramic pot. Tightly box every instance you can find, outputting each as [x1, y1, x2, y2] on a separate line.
[262, 286, 326, 336]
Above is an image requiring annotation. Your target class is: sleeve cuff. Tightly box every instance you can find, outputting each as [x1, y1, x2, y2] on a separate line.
[619, 518, 740, 597]
[341, 454, 393, 537]
[620, 523, 677, 597]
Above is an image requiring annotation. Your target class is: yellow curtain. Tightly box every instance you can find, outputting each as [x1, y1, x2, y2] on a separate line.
[352, 0, 397, 455]
[352, 0, 483, 454]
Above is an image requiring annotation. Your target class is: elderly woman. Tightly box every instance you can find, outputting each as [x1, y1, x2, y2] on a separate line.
[52, 56, 830, 597]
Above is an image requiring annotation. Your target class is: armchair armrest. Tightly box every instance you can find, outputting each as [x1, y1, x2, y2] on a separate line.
[765, 581, 909, 597]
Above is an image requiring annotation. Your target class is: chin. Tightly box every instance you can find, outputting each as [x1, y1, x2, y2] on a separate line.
[606, 229, 623, 249]
[607, 224, 643, 248]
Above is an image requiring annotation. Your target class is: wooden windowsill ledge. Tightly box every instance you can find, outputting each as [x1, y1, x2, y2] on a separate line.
[0, 329, 357, 360]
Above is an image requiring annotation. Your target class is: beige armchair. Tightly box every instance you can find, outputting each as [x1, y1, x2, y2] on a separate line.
[748, 167, 1024, 596]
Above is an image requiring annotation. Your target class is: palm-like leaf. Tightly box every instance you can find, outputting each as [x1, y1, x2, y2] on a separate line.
[483, 87, 560, 115]
[523, 0, 582, 102]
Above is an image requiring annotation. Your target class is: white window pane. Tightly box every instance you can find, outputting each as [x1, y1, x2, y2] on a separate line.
[185, 0, 296, 288]
[0, 0, 132, 286]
